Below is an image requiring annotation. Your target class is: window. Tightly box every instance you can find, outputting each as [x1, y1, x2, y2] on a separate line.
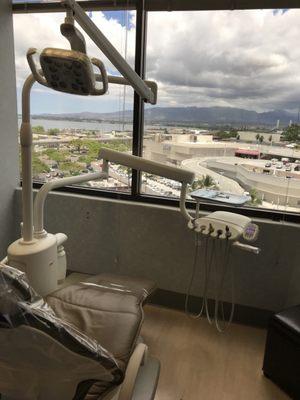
[13, 8, 135, 192]
[143, 10, 300, 213]
[12, 3, 300, 220]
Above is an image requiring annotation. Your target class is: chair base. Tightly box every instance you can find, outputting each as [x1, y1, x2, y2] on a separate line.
[132, 356, 160, 400]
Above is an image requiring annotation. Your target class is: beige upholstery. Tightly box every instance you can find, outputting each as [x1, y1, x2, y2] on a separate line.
[86, 273, 156, 304]
[0, 267, 157, 400]
[47, 274, 156, 366]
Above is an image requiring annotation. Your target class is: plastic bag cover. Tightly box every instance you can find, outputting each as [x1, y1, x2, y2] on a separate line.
[0, 264, 123, 400]
[47, 273, 156, 366]
[84, 272, 156, 303]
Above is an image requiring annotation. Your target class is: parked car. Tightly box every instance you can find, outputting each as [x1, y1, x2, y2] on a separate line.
[286, 143, 297, 148]
[282, 158, 290, 165]
[265, 162, 272, 168]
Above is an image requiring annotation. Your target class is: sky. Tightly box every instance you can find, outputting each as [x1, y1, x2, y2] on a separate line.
[12, 8, 300, 115]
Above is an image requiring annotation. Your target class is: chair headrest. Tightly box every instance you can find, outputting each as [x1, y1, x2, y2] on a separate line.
[0, 264, 123, 383]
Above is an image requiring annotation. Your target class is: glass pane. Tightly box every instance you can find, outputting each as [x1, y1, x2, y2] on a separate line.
[141, 172, 181, 198]
[14, 9, 135, 192]
[144, 10, 300, 212]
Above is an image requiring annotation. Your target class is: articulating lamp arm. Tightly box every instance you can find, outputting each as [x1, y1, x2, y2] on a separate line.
[33, 172, 108, 238]
[61, 0, 157, 104]
[99, 148, 195, 222]
[95, 74, 157, 104]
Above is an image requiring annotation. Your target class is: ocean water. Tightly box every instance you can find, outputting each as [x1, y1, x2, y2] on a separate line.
[18, 117, 133, 133]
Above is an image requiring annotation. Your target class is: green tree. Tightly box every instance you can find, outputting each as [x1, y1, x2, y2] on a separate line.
[78, 155, 93, 164]
[43, 148, 69, 163]
[255, 133, 260, 142]
[268, 135, 273, 143]
[71, 139, 84, 153]
[48, 128, 60, 135]
[32, 125, 45, 134]
[191, 174, 219, 190]
[215, 130, 237, 140]
[229, 128, 238, 137]
[82, 140, 101, 158]
[282, 124, 300, 143]
[101, 140, 131, 153]
[248, 189, 262, 206]
[259, 135, 264, 144]
[59, 161, 82, 175]
[32, 154, 50, 175]
[69, 139, 131, 164]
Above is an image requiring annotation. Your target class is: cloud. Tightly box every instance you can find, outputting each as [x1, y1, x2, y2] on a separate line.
[13, 10, 135, 113]
[146, 9, 300, 112]
[13, 8, 300, 113]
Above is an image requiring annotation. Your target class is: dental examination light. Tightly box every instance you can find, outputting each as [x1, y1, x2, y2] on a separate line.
[6, 0, 158, 296]
[184, 188, 260, 332]
[27, 0, 157, 102]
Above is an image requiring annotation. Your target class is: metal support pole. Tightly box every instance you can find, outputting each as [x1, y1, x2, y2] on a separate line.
[20, 74, 36, 242]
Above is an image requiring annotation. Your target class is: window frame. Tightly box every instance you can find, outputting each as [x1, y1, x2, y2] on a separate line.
[14, 1, 300, 224]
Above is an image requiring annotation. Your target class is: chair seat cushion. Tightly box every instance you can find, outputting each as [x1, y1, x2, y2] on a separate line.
[47, 273, 156, 366]
[85, 273, 156, 304]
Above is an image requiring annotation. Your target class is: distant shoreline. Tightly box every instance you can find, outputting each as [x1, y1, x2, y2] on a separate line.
[30, 116, 131, 124]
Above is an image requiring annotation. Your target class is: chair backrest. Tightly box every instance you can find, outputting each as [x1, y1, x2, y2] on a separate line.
[0, 264, 123, 400]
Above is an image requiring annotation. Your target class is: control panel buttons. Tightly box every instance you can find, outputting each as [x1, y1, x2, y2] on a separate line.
[243, 223, 259, 242]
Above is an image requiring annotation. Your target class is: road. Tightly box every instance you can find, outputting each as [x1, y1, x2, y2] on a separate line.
[182, 158, 245, 194]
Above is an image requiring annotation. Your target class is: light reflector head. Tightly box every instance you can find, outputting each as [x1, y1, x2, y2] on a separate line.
[27, 47, 108, 96]
[40, 48, 95, 95]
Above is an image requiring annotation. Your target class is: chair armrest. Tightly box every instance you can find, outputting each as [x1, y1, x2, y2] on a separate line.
[118, 343, 148, 400]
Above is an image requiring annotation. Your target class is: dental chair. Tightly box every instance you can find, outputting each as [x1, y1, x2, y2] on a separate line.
[0, 264, 160, 400]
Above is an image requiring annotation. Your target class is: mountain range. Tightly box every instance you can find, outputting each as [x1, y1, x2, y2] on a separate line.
[33, 106, 297, 127]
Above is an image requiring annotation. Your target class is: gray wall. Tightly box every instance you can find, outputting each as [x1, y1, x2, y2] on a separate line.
[15, 190, 300, 312]
[0, 1, 19, 259]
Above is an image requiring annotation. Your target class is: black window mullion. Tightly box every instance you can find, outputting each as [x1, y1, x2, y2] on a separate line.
[12, 0, 300, 13]
[131, 0, 147, 197]
[12, 1, 137, 13]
